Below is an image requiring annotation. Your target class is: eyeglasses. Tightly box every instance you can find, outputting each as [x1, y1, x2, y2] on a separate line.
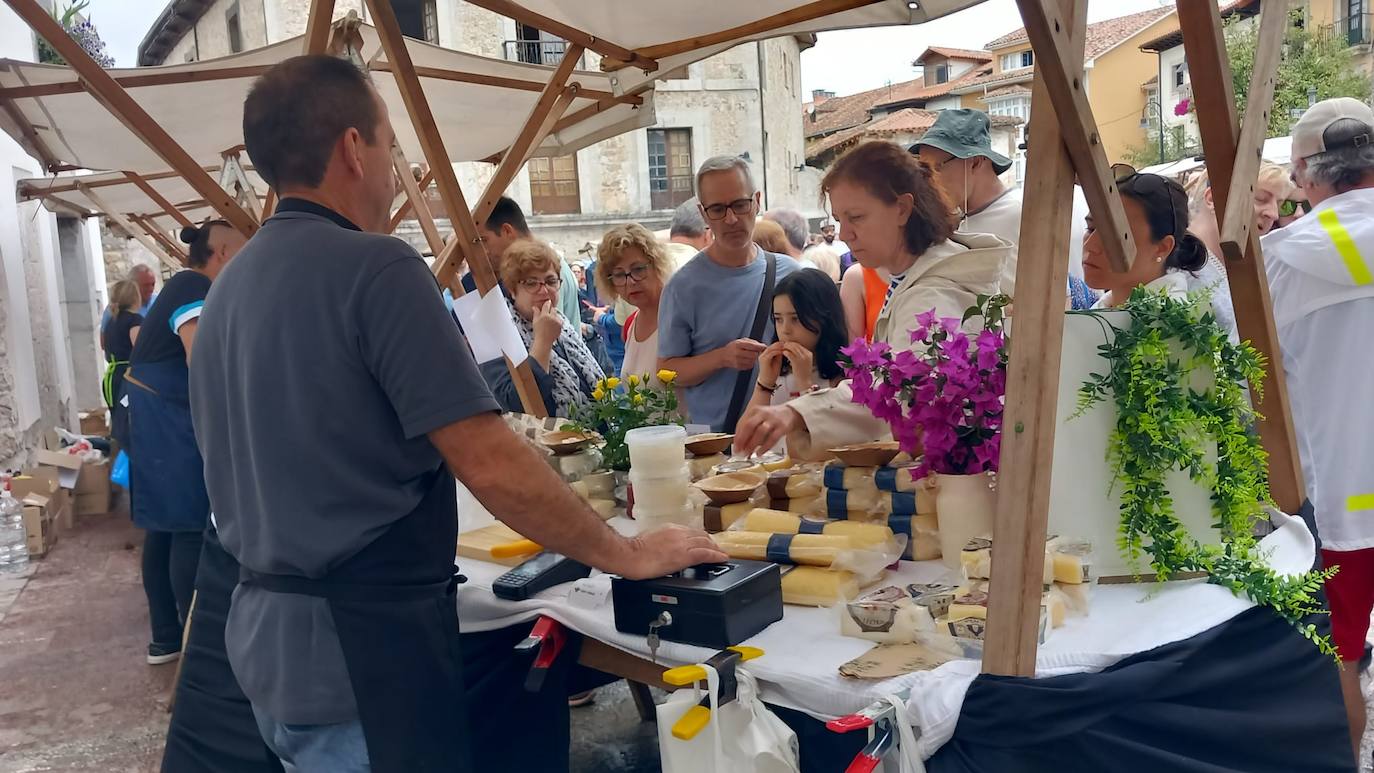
[518, 276, 563, 291]
[1279, 198, 1309, 218]
[609, 263, 652, 286]
[1110, 163, 1178, 259]
[702, 198, 755, 221]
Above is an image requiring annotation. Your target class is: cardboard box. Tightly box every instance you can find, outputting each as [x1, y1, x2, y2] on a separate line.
[74, 459, 111, 515]
[20, 494, 57, 557]
[10, 469, 59, 503]
[34, 449, 82, 490]
[79, 410, 109, 437]
[50, 489, 73, 532]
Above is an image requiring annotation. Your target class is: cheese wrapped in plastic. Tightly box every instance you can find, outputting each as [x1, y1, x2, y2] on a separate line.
[1052, 581, 1092, 617]
[742, 509, 894, 548]
[960, 535, 1054, 584]
[890, 513, 940, 561]
[767, 494, 823, 515]
[554, 450, 602, 481]
[873, 463, 923, 494]
[1050, 539, 1094, 584]
[688, 453, 728, 480]
[766, 467, 824, 500]
[587, 498, 617, 520]
[822, 464, 878, 492]
[822, 488, 918, 518]
[840, 583, 956, 643]
[703, 501, 754, 533]
[581, 470, 616, 497]
[938, 605, 1049, 643]
[781, 565, 860, 606]
[713, 531, 854, 567]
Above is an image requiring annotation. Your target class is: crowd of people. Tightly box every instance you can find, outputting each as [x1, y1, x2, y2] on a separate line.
[91, 48, 1374, 772]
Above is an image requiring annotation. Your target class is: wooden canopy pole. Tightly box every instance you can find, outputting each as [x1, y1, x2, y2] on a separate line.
[1217, 3, 1287, 258]
[124, 172, 195, 229]
[79, 183, 182, 271]
[366, 0, 547, 417]
[0, 65, 273, 100]
[304, 0, 338, 55]
[261, 188, 278, 220]
[1180, 2, 1306, 514]
[392, 145, 446, 257]
[1011, 0, 1135, 272]
[134, 214, 188, 260]
[982, 0, 1087, 679]
[387, 168, 434, 233]
[3, 0, 259, 238]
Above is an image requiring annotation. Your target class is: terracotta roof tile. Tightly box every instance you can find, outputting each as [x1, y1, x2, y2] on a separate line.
[1139, 0, 1257, 52]
[805, 78, 924, 138]
[985, 84, 1032, 98]
[984, 6, 1174, 59]
[914, 46, 994, 64]
[872, 64, 992, 109]
[805, 109, 1022, 163]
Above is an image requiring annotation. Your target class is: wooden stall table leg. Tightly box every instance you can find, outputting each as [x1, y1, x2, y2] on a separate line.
[627, 680, 657, 722]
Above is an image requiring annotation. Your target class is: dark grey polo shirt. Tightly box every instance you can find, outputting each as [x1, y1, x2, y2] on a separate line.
[189, 199, 499, 724]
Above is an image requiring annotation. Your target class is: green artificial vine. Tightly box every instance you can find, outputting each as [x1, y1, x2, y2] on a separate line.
[1073, 288, 1335, 655]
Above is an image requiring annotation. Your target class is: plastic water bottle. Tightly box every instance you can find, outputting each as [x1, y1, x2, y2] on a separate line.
[0, 484, 29, 574]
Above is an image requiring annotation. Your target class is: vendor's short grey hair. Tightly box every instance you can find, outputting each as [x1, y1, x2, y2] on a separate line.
[1303, 118, 1374, 193]
[695, 155, 756, 196]
[765, 208, 808, 252]
[669, 198, 707, 238]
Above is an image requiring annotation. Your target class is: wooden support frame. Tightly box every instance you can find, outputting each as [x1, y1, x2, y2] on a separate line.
[365, 0, 548, 417]
[391, 144, 446, 256]
[3, 0, 259, 238]
[1180, 2, 1306, 514]
[78, 183, 182, 271]
[387, 168, 434, 234]
[1, 97, 62, 170]
[471, 47, 584, 227]
[1012, 0, 1135, 272]
[133, 214, 188, 260]
[304, 0, 338, 55]
[982, 0, 1087, 679]
[1217, 3, 1287, 258]
[0, 66, 274, 100]
[261, 188, 278, 220]
[124, 172, 194, 229]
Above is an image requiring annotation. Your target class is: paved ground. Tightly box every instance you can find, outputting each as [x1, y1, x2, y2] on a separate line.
[0, 508, 659, 773]
[1, 508, 1371, 773]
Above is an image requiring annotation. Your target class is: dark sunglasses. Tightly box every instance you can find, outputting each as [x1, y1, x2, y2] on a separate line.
[1278, 199, 1309, 218]
[1110, 163, 1179, 258]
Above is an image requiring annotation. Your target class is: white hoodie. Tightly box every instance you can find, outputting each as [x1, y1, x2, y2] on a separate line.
[1264, 187, 1374, 551]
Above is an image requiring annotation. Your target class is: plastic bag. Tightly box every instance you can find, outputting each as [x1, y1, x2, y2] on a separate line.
[111, 450, 130, 489]
[657, 664, 800, 773]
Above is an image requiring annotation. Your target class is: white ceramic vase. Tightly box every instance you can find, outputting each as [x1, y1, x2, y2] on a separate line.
[933, 472, 997, 571]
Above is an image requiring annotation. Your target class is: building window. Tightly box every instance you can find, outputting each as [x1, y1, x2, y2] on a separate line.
[226, 3, 243, 53]
[528, 155, 581, 215]
[396, 0, 440, 44]
[1171, 62, 1188, 88]
[507, 24, 570, 65]
[648, 128, 694, 210]
[1141, 86, 1161, 129]
[935, 63, 949, 84]
[1000, 50, 1033, 71]
[986, 95, 1030, 183]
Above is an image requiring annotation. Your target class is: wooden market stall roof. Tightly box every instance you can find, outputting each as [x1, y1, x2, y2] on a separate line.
[0, 22, 654, 176]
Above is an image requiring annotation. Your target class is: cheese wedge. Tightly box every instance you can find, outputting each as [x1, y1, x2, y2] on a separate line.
[1051, 540, 1094, 584]
[782, 566, 860, 606]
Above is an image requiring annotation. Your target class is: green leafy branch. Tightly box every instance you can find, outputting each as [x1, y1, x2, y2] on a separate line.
[563, 373, 682, 471]
[1072, 288, 1335, 656]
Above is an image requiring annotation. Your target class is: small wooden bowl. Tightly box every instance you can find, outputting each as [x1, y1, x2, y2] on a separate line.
[541, 430, 596, 455]
[684, 432, 734, 456]
[828, 441, 902, 468]
[695, 471, 765, 505]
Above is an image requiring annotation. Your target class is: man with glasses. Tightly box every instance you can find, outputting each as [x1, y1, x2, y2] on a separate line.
[658, 156, 800, 431]
[1263, 97, 1374, 760]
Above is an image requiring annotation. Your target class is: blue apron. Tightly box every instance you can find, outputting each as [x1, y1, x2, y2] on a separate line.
[126, 359, 210, 532]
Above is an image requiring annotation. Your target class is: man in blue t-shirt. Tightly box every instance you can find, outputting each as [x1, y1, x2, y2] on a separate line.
[658, 156, 799, 431]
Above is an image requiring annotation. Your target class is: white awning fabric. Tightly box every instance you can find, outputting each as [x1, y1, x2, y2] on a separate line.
[487, 0, 987, 95]
[15, 167, 267, 230]
[0, 22, 653, 174]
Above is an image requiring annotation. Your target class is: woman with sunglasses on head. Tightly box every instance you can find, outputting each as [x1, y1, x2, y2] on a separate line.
[481, 239, 605, 417]
[734, 140, 1010, 458]
[1083, 167, 1208, 308]
[594, 223, 676, 385]
[1180, 162, 1292, 339]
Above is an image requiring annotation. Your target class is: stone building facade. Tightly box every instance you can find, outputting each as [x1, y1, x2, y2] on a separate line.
[137, 0, 812, 262]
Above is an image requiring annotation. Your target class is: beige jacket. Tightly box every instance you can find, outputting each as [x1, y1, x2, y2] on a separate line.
[784, 232, 1011, 460]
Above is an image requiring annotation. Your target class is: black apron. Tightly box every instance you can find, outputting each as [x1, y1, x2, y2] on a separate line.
[240, 470, 473, 773]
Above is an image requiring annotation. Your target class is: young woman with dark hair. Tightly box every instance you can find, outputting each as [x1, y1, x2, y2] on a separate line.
[748, 270, 847, 413]
[1083, 166, 1208, 308]
[735, 139, 1011, 458]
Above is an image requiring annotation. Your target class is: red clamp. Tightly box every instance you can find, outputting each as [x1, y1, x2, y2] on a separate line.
[514, 615, 568, 693]
[845, 720, 895, 773]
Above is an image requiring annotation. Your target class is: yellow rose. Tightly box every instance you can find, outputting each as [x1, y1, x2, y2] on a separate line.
[628, 374, 641, 387]
[632, 393, 644, 405]
[591, 388, 605, 401]
[657, 369, 677, 385]
[605, 377, 621, 390]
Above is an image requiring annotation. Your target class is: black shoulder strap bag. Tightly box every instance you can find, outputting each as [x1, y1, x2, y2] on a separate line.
[723, 253, 777, 433]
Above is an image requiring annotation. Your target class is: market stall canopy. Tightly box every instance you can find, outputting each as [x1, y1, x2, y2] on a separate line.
[466, 0, 987, 95]
[1139, 136, 1293, 179]
[15, 167, 267, 230]
[0, 21, 654, 174]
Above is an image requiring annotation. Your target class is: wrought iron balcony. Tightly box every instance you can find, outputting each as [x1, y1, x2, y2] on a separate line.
[1327, 13, 1372, 47]
[503, 38, 570, 66]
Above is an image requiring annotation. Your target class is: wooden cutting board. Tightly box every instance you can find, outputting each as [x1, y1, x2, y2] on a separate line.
[456, 522, 531, 566]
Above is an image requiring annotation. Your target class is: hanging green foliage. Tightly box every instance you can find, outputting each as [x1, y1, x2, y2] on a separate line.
[1073, 288, 1335, 656]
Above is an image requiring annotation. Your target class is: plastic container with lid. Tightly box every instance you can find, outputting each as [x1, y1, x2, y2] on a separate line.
[625, 425, 688, 475]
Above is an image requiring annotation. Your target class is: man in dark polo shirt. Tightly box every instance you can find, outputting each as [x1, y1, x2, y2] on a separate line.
[188, 55, 725, 773]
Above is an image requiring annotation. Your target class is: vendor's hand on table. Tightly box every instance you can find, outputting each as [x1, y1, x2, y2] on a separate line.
[533, 300, 563, 345]
[734, 404, 802, 457]
[612, 525, 728, 580]
[719, 338, 768, 371]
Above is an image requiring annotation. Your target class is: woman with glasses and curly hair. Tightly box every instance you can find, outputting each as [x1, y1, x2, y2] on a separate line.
[594, 223, 676, 385]
[1083, 167, 1208, 308]
[482, 239, 604, 417]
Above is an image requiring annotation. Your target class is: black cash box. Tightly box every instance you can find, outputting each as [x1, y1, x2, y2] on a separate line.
[612, 560, 784, 649]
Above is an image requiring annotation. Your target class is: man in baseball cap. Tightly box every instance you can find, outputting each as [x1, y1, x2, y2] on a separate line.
[1263, 96, 1374, 758]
